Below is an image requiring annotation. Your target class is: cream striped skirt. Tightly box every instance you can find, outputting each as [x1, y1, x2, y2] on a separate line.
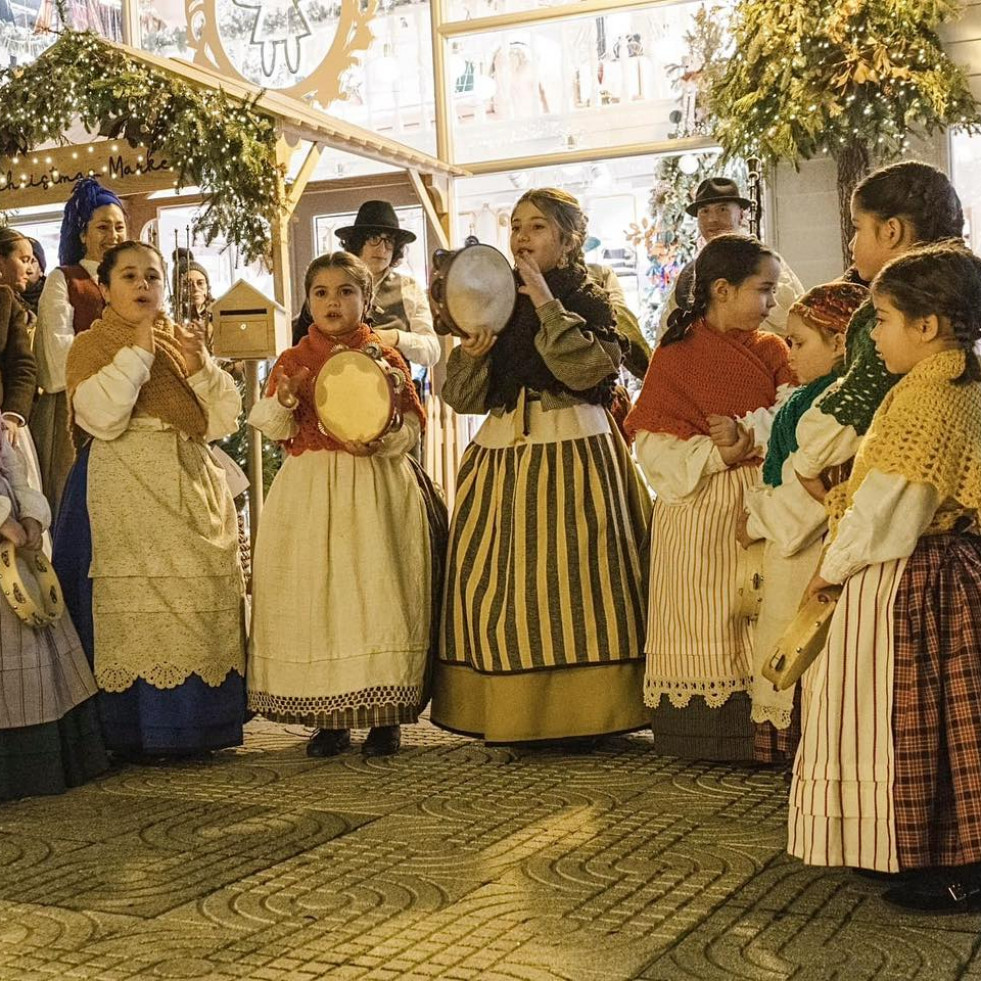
[789, 558, 906, 872]
[645, 465, 760, 710]
[432, 401, 650, 742]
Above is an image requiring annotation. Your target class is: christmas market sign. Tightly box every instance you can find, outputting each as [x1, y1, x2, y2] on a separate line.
[186, 0, 377, 105]
[0, 31, 284, 263]
[0, 143, 175, 206]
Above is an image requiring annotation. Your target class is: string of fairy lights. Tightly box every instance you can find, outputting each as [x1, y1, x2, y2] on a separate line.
[707, 0, 981, 164]
[0, 30, 283, 263]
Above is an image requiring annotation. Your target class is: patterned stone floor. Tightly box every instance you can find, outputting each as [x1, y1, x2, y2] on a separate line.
[2, 717, 980, 981]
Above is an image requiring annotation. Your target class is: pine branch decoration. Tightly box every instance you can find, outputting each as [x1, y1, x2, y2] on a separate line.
[0, 30, 285, 263]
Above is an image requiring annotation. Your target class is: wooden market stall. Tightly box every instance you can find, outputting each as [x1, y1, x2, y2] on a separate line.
[0, 32, 469, 531]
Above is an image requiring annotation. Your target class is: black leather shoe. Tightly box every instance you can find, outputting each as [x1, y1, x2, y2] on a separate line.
[362, 725, 401, 757]
[306, 728, 351, 758]
[883, 877, 981, 913]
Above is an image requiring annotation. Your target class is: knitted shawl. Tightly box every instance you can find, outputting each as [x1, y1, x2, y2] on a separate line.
[816, 301, 902, 434]
[624, 319, 795, 442]
[832, 349, 981, 534]
[66, 306, 208, 439]
[270, 323, 424, 457]
[486, 263, 620, 412]
[762, 365, 842, 487]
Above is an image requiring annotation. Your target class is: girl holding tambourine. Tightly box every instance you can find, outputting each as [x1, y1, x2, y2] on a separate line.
[247, 252, 433, 760]
[431, 187, 651, 748]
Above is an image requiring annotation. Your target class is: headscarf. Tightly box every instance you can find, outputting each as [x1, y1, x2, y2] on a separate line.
[789, 282, 868, 337]
[29, 237, 46, 273]
[761, 281, 867, 486]
[59, 178, 124, 266]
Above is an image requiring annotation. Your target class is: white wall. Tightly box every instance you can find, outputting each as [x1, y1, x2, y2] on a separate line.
[769, 3, 981, 288]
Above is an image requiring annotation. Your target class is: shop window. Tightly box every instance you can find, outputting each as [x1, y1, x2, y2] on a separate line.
[0, 0, 122, 69]
[951, 128, 980, 256]
[141, 0, 437, 156]
[444, 1, 714, 164]
[442, 0, 591, 21]
[454, 149, 722, 341]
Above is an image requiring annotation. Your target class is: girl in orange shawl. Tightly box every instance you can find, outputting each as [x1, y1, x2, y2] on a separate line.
[247, 253, 432, 760]
[625, 235, 796, 761]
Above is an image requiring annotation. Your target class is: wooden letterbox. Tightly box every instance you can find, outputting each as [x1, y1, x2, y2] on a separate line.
[211, 280, 289, 360]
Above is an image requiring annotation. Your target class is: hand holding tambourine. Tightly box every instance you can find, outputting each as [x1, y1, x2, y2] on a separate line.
[460, 329, 497, 359]
[337, 438, 382, 458]
[271, 365, 310, 409]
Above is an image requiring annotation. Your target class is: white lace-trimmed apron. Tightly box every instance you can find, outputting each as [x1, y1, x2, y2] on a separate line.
[644, 465, 759, 709]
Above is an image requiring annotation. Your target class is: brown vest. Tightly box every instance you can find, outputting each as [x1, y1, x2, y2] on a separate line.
[62, 264, 104, 335]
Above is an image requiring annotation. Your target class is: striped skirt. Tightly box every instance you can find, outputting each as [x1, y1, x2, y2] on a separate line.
[789, 532, 981, 872]
[645, 465, 759, 709]
[431, 401, 651, 742]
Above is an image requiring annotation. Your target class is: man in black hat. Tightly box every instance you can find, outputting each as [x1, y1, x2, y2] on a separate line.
[657, 176, 802, 340]
[334, 201, 440, 384]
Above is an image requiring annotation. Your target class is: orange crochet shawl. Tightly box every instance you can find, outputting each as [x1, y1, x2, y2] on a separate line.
[270, 323, 425, 457]
[625, 319, 794, 441]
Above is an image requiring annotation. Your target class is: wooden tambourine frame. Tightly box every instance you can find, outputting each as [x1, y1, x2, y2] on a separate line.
[762, 586, 843, 691]
[736, 540, 765, 621]
[0, 540, 64, 629]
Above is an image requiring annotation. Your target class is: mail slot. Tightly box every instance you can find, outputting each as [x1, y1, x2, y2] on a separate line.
[211, 281, 289, 360]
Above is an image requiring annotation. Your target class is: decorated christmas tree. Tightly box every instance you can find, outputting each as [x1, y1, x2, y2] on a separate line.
[707, 0, 981, 261]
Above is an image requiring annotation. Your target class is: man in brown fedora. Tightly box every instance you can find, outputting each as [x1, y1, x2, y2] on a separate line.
[656, 176, 803, 341]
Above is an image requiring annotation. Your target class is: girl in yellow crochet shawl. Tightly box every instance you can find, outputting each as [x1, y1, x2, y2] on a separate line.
[789, 242, 981, 914]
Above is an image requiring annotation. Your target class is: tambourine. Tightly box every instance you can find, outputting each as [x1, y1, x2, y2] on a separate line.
[0, 540, 64, 628]
[762, 586, 843, 691]
[429, 236, 516, 339]
[736, 540, 765, 621]
[314, 344, 404, 445]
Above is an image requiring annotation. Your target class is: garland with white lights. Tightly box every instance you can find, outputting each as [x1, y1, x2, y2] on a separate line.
[0, 30, 284, 262]
[706, 0, 981, 259]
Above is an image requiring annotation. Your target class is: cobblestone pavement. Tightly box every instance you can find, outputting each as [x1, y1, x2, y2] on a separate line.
[2, 718, 980, 981]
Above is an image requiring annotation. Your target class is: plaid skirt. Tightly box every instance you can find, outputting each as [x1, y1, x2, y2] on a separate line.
[892, 531, 981, 868]
[790, 531, 981, 871]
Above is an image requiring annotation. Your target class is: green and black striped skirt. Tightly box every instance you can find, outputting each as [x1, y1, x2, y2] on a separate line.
[432, 401, 651, 743]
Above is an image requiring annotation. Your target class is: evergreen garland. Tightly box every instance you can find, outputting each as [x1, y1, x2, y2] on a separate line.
[706, 0, 981, 260]
[0, 30, 284, 263]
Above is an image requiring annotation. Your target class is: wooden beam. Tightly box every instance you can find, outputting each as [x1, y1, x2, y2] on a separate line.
[406, 168, 449, 251]
[284, 141, 324, 217]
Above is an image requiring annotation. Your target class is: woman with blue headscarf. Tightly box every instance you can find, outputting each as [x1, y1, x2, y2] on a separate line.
[32, 179, 126, 520]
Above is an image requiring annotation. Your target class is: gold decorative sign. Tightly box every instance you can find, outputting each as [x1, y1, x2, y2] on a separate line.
[185, 0, 378, 105]
[0, 142, 176, 208]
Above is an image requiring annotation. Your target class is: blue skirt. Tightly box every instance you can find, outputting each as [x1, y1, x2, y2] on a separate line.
[53, 443, 245, 756]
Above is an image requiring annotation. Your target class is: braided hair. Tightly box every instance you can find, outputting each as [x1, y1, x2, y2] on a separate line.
[853, 161, 964, 244]
[661, 234, 777, 346]
[872, 241, 981, 385]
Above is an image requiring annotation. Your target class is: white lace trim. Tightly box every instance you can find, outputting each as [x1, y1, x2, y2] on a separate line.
[96, 662, 240, 692]
[750, 704, 794, 729]
[248, 685, 423, 717]
[644, 675, 752, 710]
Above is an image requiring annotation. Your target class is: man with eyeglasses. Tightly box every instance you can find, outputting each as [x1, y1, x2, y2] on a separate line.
[334, 201, 440, 387]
